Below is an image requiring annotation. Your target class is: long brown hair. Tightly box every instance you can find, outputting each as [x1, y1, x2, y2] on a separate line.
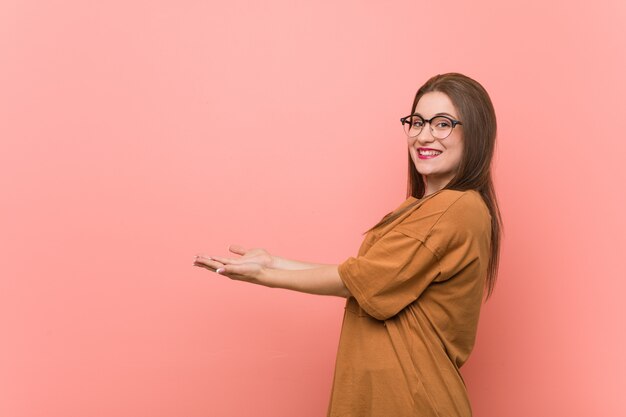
[365, 72, 503, 300]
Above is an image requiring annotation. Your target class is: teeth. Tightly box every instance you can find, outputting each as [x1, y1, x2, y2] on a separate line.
[419, 149, 442, 156]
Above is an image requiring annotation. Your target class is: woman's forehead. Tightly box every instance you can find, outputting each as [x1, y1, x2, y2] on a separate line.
[415, 91, 458, 118]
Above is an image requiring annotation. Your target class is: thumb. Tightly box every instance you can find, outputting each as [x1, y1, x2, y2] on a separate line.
[229, 244, 247, 256]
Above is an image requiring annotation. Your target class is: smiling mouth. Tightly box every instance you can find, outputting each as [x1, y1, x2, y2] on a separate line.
[417, 148, 442, 157]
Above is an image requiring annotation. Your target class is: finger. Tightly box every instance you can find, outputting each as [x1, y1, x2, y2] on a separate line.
[210, 256, 242, 265]
[194, 263, 218, 272]
[212, 267, 244, 280]
[195, 254, 217, 262]
[229, 244, 247, 256]
[194, 258, 225, 270]
[221, 264, 245, 275]
[193, 260, 216, 270]
[220, 263, 259, 276]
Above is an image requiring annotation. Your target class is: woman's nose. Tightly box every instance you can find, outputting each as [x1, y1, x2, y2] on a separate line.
[415, 122, 436, 144]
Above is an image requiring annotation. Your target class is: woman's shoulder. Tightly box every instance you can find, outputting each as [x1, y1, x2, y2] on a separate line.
[427, 188, 482, 206]
[395, 189, 490, 239]
[413, 189, 488, 217]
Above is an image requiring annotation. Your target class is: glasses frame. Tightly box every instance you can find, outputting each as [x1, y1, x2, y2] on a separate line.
[400, 114, 463, 139]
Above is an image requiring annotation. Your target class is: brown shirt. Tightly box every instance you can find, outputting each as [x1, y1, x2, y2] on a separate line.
[327, 189, 492, 417]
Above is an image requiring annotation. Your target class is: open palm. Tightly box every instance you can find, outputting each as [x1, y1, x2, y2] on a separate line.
[210, 244, 273, 268]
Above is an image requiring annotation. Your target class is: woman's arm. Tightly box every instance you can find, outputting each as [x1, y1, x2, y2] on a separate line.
[259, 265, 351, 297]
[193, 256, 352, 298]
[271, 255, 333, 270]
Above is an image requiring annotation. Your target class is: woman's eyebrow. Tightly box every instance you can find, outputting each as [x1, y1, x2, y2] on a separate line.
[413, 111, 458, 118]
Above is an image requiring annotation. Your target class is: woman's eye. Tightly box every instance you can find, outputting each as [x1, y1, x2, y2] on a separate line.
[432, 117, 451, 128]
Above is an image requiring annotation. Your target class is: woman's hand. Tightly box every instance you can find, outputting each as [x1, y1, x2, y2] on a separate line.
[193, 253, 266, 283]
[208, 244, 275, 268]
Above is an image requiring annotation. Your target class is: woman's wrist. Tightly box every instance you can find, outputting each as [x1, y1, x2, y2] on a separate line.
[257, 266, 275, 288]
[269, 255, 282, 269]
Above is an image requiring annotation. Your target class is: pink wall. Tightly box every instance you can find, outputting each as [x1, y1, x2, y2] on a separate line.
[1, 0, 624, 416]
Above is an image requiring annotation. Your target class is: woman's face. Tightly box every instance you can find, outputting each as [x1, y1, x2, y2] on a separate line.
[408, 91, 464, 192]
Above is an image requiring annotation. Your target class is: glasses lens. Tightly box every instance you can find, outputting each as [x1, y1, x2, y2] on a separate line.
[431, 116, 453, 139]
[403, 116, 423, 137]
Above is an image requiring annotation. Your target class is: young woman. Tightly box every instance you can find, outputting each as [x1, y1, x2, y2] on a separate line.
[193, 72, 502, 417]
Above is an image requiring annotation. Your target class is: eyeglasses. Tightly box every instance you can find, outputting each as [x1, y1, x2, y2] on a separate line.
[400, 114, 463, 139]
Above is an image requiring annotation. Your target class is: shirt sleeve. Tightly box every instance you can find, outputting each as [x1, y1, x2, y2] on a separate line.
[337, 229, 442, 321]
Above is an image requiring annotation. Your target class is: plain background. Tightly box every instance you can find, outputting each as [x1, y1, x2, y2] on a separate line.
[1, 0, 625, 416]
